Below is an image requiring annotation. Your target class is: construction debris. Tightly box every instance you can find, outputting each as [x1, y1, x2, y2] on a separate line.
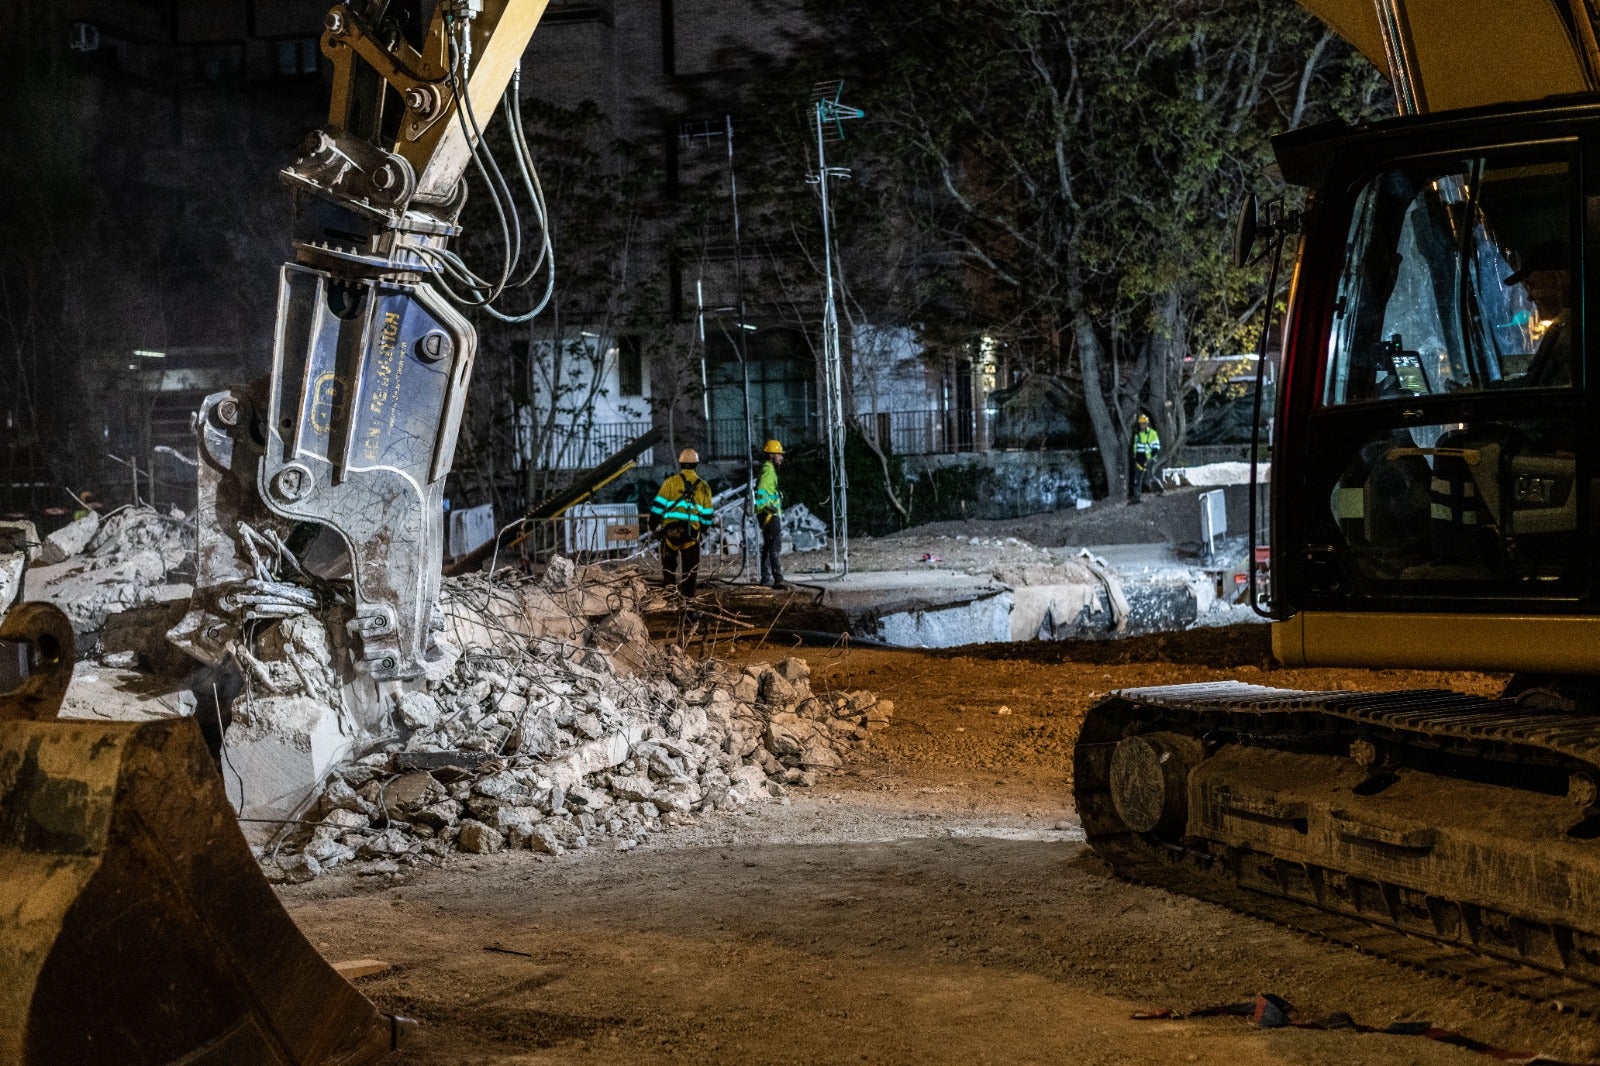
[28, 506, 194, 638]
[249, 562, 888, 882]
[18, 505, 886, 874]
[0, 520, 36, 614]
[38, 510, 99, 565]
[703, 491, 828, 556]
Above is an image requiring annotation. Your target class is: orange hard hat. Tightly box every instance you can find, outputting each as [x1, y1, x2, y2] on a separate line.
[678, 448, 700, 464]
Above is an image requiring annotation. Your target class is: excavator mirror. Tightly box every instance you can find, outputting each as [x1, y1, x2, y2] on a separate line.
[1232, 191, 1260, 269]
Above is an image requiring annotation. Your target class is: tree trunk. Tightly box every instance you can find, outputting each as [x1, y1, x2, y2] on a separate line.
[1075, 313, 1125, 500]
[1146, 286, 1186, 460]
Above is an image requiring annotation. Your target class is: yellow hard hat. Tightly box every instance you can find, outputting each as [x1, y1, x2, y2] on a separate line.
[678, 448, 700, 464]
[763, 439, 784, 454]
[1137, 414, 1150, 424]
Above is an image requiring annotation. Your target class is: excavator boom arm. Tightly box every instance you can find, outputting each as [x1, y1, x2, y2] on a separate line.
[1297, 0, 1600, 113]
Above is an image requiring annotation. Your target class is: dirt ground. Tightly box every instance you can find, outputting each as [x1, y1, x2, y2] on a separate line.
[282, 624, 1600, 1065]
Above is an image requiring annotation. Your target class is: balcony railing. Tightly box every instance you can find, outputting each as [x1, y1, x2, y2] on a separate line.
[531, 420, 654, 471]
[704, 415, 818, 461]
[859, 408, 995, 456]
[531, 406, 1000, 470]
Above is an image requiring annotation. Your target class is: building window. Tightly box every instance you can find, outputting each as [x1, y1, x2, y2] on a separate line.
[277, 38, 319, 78]
[618, 338, 644, 397]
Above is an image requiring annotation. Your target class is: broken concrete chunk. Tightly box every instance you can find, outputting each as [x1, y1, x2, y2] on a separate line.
[464, 795, 508, 824]
[844, 690, 876, 713]
[263, 853, 322, 884]
[763, 714, 817, 760]
[38, 511, 100, 565]
[323, 778, 377, 817]
[566, 784, 607, 810]
[358, 827, 417, 859]
[665, 703, 708, 742]
[0, 553, 24, 614]
[491, 805, 540, 842]
[303, 826, 356, 869]
[413, 800, 463, 831]
[471, 771, 523, 799]
[774, 657, 811, 684]
[457, 819, 505, 854]
[323, 808, 371, 830]
[540, 555, 578, 591]
[651, 780, 702, 814]
[221, 695, 355, 841]
[640, 742, 686, 781]
[800, 742, 843, 770]
[396, 691, 443, 730]
[570, 712, 605, 740]
[759, 671, 798, 708]
[527, 823, 565, 855]
[383, 770, 445, 814]
[0, 519, 39, 562]
[606, 773, 656, 804]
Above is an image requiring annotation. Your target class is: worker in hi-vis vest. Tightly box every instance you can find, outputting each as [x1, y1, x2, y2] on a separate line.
[1130, 413, 1163, 503]
[650, 448, 715, 597]
[755, 439, 786, 589]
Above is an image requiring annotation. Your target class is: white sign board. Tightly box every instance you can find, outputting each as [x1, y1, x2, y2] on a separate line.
[565, 503, 645, 554]
[446, 503, 496, 559]
[1199, 489, 1226, 556]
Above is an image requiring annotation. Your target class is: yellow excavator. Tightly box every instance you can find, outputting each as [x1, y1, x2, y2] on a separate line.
[1, 1, 553, 1061]
[1078, 0, 1600, 1008]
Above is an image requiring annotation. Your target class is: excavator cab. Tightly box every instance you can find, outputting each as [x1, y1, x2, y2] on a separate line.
[1270, 106, 1596, 666]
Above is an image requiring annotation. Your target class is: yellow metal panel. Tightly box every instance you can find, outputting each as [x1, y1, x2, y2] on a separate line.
[1280, 610, 1600, 673]
[1296, 0, 1596, 111]
[1271, 614, 1305, 666]
[409, 0, 553, 201]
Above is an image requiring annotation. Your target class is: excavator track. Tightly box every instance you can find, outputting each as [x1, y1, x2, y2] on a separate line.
[1075, 682, 1600, 1012]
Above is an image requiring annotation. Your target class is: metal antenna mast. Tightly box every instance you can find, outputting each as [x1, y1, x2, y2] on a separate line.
[683, 115, 758, 576]
[809, 81, 864, 575]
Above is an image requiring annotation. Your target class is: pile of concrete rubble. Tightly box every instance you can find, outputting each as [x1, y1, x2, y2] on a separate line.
[26, 505, 194, 637]
[10, 506, 887, 882]
[256, 558, 890, 882]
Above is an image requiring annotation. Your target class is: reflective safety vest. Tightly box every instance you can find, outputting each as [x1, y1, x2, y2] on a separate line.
[1133, 427, 1161, 464]
[652, 469, 714, 534]
[755, 460, 782, 518]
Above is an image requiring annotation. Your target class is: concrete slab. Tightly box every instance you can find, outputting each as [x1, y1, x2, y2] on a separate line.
[800, 569, 1007, 615]
[791, 569, 1012, 649]
[1082, 543, 1182, 568]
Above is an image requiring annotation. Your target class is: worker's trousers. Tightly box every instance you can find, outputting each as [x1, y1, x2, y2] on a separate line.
[760, 516, 784, 587]
[1131, 459, 1163, 501]
[662, 539, 701, 598]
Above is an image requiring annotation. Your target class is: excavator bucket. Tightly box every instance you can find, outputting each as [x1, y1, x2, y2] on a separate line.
[0, 602, 400, 1065]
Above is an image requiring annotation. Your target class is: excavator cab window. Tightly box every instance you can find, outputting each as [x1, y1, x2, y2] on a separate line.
[1290, 141, 1587, 604]
[1325, 152, 1577, 404]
